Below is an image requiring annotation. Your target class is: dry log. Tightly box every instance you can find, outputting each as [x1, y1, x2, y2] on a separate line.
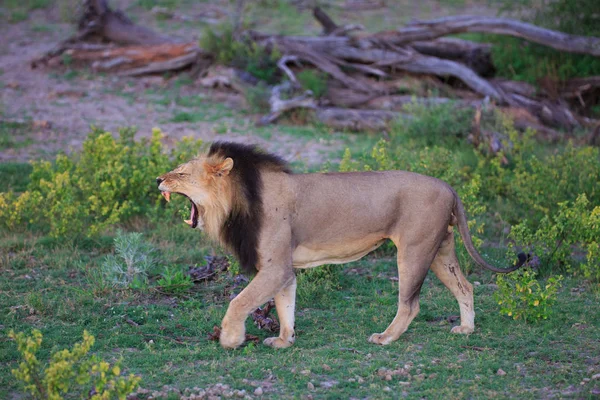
[262, 36, 376, 93]
[411, 38, 495, 77]
[313, 6, 339, 35]
[81, 0, 180, 45]
[315, 108, 405, 131]
[37, 42, 203, 75]
[365, 95, 482, 111]
[492, 79, 537, 98]
[257, 82, 317, 126]
[32, 0, 207, 74]
[374, 15, 600, 57]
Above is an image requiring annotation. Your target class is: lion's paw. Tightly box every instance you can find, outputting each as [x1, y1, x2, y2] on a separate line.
[451, 325, 474, 334]
[263, 336, 294, 349]
[368, 333, 394, 345]
[219, 329, 245, 349]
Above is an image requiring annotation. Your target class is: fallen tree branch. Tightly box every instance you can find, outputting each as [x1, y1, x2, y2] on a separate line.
[277, 55, 301, 85]
[374, 15, 600, 57]
[83, 0, 180, 45]
[315, 107, 405, 131]
[32, 0, 207, 74]
[257, 82, 317, 126]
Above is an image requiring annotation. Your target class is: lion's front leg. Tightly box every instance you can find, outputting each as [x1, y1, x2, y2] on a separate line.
[220, 269, 294, 349]
[264, 277, 297, 349]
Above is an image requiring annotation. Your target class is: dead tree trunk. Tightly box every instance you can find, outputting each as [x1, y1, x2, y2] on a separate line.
[32, 0, 208, 74]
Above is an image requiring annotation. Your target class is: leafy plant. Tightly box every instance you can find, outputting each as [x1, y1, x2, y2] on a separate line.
[0, 127, 202, 237]
[495, 269, 563, 322]
[242, 81, 271, 113]
[157, 266, 193, 295]
[8, 329, 140, 400]
[201, 24, 282, 83]
[508, 144, 600, 225]
[478, 0, 600, 84]
[509, 194, 600, 282]
[101, 230, 156, 288]
[297, 70, 328, 99]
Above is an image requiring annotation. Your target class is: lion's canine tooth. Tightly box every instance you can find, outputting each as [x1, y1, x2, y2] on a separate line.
[184, 219, 192, 226]
[161, 191, 171, 202]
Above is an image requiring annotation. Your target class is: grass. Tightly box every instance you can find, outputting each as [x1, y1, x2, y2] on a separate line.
[2, 0, 51, 22]
[1, 225, 598, 398]
[0, 112, 598, 397]
[0, 121, 34, 151]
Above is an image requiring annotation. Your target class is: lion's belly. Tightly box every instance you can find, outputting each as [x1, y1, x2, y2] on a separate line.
[292, 238, 386, 269]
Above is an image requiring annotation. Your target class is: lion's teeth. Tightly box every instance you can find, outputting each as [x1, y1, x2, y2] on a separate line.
[161, 192, 171, 202]
[184, 219, 192, 226]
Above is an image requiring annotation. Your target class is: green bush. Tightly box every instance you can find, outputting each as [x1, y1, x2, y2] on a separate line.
[509, 194, 600, 282]
[242, 81, 271, 113]
[0, 127, 202, 238]
[9, 329, 140, 400]
[508, 144, 600, 224]
[101, 230, 156, 289]
[157, 266, 193, 295]
[495, 269, 563, 322]
[201, 24, 282, 84]
[297, 70, 328, 99]
[484, 0, 600, 84]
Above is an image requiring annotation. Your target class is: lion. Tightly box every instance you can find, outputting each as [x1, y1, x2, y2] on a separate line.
[156, 142, 525, 349]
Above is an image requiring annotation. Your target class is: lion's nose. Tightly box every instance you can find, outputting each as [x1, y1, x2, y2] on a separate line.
[156, 177, 164, 185]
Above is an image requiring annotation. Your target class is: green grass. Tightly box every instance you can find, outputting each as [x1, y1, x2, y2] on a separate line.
[1, 226, 598, 398]
[2, 0, 51, 22]
[465, 34, 600, 84]
[0, 121, 34, 151]
[1, 114, 598, 397]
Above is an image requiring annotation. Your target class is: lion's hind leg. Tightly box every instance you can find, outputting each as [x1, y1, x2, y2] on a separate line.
[430, 230, 475, 334]
[368, 241, 434, 345]
[263, 277, 297, 348]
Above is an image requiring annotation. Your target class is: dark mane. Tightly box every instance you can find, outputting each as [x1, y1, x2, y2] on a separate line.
[208, 142, 291, 274]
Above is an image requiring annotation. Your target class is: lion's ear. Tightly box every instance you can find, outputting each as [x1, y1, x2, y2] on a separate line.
[213, 157, 234, 177]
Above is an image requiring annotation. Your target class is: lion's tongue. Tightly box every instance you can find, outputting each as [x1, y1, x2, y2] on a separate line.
[184, 203, 197, 227]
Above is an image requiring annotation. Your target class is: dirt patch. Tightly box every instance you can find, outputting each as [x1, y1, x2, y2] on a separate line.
[0, 6, 341, 166]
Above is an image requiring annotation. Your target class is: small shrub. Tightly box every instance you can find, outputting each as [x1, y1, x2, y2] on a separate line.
[297, 70, 328, 99]
[157, 266, 193, 295]
[101, 230, 156, 288]
[242, 81, 271, 113]
[483, 0, 600, 84]
[509, 193, 600, 281]
[393, 102, 474, 147]
[201, 25, 281, 84]
[9, 329, 140, 400]
[495, 269, 563, 322]
[0, 127, 202, 237]
[508, 144, 600, 224]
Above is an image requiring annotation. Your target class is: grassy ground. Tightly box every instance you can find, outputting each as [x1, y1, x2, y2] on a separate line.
[1, 1, 599, 398]
[1, 226, 599, 398]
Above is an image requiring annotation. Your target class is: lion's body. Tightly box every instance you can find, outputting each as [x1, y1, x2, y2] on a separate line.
[157, 142, 522, 349]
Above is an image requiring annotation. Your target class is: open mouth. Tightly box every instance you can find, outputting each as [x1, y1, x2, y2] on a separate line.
[161, 191, 199, 229]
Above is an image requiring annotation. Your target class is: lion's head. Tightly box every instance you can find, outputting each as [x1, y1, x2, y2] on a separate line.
[156, 142, 290, 273]
[156, 153, 234, 234]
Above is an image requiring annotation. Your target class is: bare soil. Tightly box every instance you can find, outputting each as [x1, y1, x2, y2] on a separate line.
[0, 1, 496, 165]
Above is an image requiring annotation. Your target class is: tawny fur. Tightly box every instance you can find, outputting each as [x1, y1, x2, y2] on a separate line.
[157, 143, 523, 349]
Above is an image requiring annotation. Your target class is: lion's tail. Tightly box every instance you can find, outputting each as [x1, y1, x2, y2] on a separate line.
[452, 189, 526, 273]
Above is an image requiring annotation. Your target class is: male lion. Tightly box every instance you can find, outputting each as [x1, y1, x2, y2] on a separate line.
[156, 142, 524, 349]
